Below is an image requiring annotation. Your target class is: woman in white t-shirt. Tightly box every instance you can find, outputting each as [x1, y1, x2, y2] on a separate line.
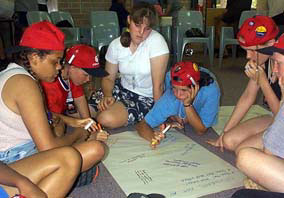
[90, 2, 169, 128]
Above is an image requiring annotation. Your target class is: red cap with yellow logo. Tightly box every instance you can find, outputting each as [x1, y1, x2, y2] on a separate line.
[237, 15, 279, 47]
[171, 61, 200, 87]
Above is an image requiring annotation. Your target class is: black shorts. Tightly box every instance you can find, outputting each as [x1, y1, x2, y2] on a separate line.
[89, 79, 154, 126]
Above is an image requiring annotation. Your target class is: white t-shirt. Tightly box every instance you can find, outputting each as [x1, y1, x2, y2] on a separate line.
[105, 30, 169, 97]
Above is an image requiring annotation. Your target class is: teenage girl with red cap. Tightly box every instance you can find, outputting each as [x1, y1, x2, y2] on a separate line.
[136, 61, 220, 148]
[0, 21, 105, 197]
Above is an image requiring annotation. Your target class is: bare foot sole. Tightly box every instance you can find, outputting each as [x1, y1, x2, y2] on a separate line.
[243, 177, 267, 191]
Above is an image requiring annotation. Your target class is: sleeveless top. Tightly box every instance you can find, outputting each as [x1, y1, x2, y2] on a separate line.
[0, 63, 33, 151]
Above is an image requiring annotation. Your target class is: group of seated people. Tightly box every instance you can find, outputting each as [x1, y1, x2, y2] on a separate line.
[0, 2, 284, 198]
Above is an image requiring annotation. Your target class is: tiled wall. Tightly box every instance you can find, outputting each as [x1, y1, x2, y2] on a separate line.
[57, 0, 190, 27]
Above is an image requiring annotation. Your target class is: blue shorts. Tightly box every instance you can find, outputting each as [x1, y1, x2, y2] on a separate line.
[89, 79, 154, 125]
[0, 186, 9, 198]
[0, 140, 37, 164]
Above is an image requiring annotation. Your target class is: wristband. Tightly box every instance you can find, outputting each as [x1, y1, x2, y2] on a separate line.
[183, 103, 192, 107]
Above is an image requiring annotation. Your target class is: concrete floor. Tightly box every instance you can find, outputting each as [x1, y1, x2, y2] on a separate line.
[182, 47, 264, 107]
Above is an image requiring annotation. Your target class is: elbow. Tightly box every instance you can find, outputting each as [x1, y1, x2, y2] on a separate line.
[37, 144, 54, 152]
[135, 120, 154, 142]
[153, 85, 164, 100]
[195, 127, 208, 135]
[37, 139, 59, 152]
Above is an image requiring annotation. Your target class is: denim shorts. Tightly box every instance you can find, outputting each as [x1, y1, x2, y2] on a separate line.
[0, 186, 9, 198]
[0, 140, 37, 164]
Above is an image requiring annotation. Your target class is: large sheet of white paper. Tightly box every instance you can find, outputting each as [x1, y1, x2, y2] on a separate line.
[213, 105, 271, 135]
[103, 130, 244, 198]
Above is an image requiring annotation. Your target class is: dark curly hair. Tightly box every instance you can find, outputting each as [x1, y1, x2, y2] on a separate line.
[198, 71, 214, 88]
[13, 48, 52, 80]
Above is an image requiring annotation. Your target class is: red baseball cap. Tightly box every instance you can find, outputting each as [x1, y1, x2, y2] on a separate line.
[257, 33, 284, 55]
[65, 44, 109, 77]
[237, 16, 279, 47]
[20, 21, 65, 50]
[171, 61, 200, 87]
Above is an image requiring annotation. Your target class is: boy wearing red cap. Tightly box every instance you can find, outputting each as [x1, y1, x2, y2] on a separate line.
[41, 44, 109, 140]
[136, 61, 220, 148]
[232, 33, 284, 192]
[208, 16, 282, 153]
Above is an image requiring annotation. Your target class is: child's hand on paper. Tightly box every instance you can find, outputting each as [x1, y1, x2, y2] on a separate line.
[206, 132, 225, 152]
[150, 131, 165, 149]
[95, 130, 109, 142]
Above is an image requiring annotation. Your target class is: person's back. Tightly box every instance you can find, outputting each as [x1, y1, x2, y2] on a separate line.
[14, 0, 39, 44]
[222, 0, 252, 25]
[164, 0, 182, 18]
[133, 0, 158, 5]
[109, 0, 129, 32]
[14, 0, 38, 12]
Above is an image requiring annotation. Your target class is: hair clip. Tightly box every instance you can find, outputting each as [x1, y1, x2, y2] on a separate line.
[189, 77, 196, 86]
[68, 54, 75, 64]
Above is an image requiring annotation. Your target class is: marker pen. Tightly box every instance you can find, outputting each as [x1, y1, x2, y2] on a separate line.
[84, 119, 94, 130]
[151, 125, 171, 145]
[190, 77, 196, 86]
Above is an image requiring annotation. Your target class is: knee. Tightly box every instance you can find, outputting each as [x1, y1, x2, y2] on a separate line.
[96, 112, 113, 128]
[58, 147, 82, 174]
[96, 112, 126, 129]
[236, 148, 253, 171]
[88, 141, 106, 161]
[223, 134, 238, 151]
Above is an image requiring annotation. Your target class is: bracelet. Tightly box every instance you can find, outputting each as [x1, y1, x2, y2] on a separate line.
[183, 103, 192, 107]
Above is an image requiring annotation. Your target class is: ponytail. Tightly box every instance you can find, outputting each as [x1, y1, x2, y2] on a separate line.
[199, 71, 214, 88]
[120, 31, 131, 47]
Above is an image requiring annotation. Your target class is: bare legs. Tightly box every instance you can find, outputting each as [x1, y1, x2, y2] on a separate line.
[2, 146, 81, 198]
[231, 115, 284, 192]
[52, 122, 106, 172]
[73, 138, 105, 171]
[223, 115, 273, 151]
[236, 147, 284, 192]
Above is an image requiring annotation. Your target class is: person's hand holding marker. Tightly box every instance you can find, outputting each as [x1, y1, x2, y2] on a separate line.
[150, 124, 171, 149]
[84, 120, 109, 142]
[84, 119, 96, 131]
[95, 123, 109, 142]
